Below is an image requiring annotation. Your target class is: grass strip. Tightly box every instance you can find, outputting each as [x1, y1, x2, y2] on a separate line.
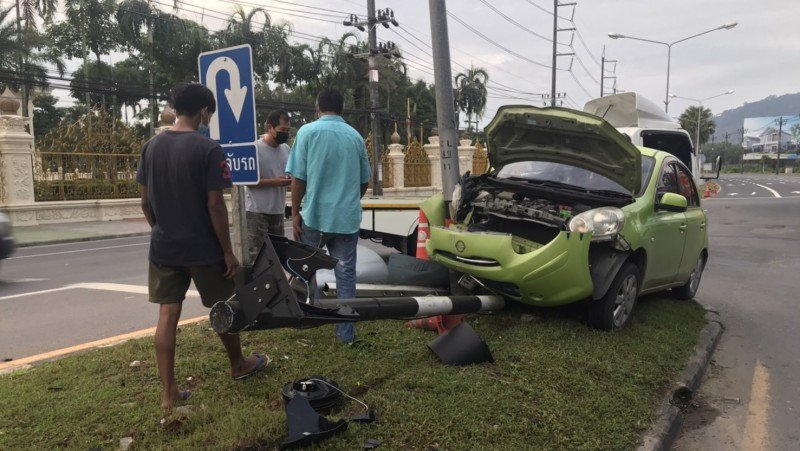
[0, 296, 705, 450]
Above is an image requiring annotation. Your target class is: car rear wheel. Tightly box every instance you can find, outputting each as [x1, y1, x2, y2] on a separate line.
[673, 254, 706, 300]
[588, 262, 640, 331]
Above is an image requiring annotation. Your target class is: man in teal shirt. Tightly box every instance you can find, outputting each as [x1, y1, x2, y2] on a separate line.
[286, 88, 371, 343]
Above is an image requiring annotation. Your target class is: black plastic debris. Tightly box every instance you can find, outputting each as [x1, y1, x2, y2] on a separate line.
[427, 321, 494, 365]
[349, 407, 378, 423]
[282, 376, 342, 414]
[364, 438, 382, 449]
[280, 395, 348, 450]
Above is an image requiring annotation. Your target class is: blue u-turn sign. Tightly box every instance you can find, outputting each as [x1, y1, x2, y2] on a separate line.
[198, 44, 259, 184]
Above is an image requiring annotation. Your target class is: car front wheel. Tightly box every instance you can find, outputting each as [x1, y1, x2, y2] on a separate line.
[673, 254, 706, 300]
[588, 262, 641, 331]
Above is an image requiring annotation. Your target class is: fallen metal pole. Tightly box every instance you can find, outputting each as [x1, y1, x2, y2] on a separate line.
[209, 235, 506, 334]
[211, 295, 505, 334]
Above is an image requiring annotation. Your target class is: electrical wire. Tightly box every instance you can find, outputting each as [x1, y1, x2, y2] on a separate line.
[446, 10, 552, 70]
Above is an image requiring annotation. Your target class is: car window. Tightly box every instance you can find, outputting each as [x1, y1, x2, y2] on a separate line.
[496, 161, 628, 193]
[675, 164, 699, 206]
[656, 162, 679, 196]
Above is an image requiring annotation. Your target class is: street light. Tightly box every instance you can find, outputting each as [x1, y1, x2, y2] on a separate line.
[608, 21, 738, 113]
[669, 90, 735, 168]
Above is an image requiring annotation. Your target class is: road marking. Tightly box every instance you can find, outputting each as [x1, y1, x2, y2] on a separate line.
[729, 193, 739, 196]
[9, 242, 148, 260]
[751, 192, 756, 196]
[754, 184, 782, 198]
[0, 315, 208, 373]
[793, 191, 800, 194]
[741, 360, 771, 451]
[0, 283, 199, 301]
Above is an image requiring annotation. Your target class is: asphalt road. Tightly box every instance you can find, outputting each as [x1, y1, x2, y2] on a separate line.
[714, 173, 800, 199]
[0, 223, 395, 361]
[675, 174, 800, 451]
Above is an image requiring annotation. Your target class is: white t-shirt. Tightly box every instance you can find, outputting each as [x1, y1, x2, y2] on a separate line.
[245, 139, 290, 214]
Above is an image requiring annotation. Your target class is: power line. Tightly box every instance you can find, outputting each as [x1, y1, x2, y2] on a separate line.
[477, 0, 562, 45]
[446, 10, 552, 70]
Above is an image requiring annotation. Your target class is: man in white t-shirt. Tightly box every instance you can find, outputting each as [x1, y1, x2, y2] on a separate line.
[245, 110, 291, 263]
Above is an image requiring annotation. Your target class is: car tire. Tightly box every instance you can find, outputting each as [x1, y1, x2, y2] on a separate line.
[588, 262, 641, 331]
[673, 254, 706, 300]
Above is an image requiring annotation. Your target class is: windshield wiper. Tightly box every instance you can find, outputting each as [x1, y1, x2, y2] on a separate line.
[505, 177, 585, 192]
[586, 189, 632, 199]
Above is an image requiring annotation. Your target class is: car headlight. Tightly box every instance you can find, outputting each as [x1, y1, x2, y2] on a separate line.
[449, 184, 462, 221]
[568, 207, 625, 241]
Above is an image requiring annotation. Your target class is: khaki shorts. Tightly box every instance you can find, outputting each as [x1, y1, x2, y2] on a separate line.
[148, 261, 234, 308]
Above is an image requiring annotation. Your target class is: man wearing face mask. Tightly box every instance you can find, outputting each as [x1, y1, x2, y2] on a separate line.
[245, 110, 292, 263]
[137, 83, 269, 410]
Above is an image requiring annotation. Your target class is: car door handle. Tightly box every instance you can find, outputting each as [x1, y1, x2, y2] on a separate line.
[679, 224, 687, 231]
[700, 222, 706, 229]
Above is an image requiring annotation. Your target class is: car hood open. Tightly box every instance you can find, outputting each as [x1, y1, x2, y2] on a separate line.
[485, 106, 642, 194]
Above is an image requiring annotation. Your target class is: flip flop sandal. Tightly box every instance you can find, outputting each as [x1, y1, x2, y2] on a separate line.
[233, 353, 272, 381]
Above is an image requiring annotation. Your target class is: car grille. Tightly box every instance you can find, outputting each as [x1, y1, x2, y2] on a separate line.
[438, 251, 500, 267]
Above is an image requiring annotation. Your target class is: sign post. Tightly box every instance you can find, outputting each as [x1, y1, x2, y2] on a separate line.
[199, 44, 259, 265]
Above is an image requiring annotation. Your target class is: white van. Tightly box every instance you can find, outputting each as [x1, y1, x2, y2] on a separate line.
[584, 92, 720, 183]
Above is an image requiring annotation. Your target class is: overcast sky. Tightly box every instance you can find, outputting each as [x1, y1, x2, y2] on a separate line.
[46, 0, 800, 130]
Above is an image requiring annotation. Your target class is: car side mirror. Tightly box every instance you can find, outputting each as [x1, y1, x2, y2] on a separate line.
[657, 192, 688, 212]
[701, 155, 723, 180]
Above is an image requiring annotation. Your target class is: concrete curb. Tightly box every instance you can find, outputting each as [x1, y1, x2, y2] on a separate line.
[16, 231, 151, 248]
[636, 308, 724, 451]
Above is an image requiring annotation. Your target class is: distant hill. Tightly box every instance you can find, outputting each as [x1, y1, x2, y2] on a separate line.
[710, 93, 800, 143]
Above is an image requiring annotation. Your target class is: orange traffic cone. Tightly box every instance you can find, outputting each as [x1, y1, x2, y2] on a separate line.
[404, 314, 465, 335]
[408, 210, 467, 335]
[416, 209, 430, 260]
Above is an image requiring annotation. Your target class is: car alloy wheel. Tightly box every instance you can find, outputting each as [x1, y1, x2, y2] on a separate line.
[673, 254, 706, 300]
[588, 262, 641, 331]
[613, 273, 638, 329]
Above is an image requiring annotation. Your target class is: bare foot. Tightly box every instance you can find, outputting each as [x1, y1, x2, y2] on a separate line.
[161, 386, 191, 409]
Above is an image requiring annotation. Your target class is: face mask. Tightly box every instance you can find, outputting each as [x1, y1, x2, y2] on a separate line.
[275, 131, 290, 144]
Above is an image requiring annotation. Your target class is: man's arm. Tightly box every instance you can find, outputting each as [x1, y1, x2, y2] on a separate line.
[251, 176, 292, 188]
[290, 177, 307, 241]
[139, 186, 155, 227]
[207, 190, 240, 279]
[360, 182, 369, 198]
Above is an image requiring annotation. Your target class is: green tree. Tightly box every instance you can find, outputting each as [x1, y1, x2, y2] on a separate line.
[32, 91, 65, 141]
[51, 0, 118, 63]
[678, 106, 716, 149]
[455, 66, 489, 135]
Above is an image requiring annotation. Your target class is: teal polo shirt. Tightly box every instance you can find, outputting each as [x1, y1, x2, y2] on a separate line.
[286, 115, 372, 234]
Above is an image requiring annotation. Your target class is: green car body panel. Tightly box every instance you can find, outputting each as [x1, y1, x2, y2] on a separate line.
[423, 107, 708, 308]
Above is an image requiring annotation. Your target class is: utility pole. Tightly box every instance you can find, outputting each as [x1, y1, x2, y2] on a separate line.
[550, 1, 575, 106]
[343, 4, 400, 195]
[600, 46, 617, 98]
[776, 116, 786, 174]
[429, 0, 460, 212]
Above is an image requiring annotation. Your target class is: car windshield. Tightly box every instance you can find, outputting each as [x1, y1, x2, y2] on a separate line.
[496, 157, 656, 195]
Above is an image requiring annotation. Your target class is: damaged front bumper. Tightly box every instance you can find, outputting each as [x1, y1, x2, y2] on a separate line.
[426, 227, 594, 306]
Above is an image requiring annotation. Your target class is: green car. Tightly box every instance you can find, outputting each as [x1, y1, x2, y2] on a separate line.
[423, 106, 708, 330]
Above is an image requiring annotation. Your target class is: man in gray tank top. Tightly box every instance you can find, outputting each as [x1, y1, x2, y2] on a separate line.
[245, 110, 291, 263]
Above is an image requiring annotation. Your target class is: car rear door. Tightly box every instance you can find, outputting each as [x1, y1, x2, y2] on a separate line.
[642, 161, 687, 289]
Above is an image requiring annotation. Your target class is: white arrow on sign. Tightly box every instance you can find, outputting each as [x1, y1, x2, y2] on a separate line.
[206, 56, 248, 140]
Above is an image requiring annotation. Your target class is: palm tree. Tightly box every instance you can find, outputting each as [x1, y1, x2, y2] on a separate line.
[1, 5, 64, 117]
[679, 106, 716, 149]
[455, 66, 489, 135]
